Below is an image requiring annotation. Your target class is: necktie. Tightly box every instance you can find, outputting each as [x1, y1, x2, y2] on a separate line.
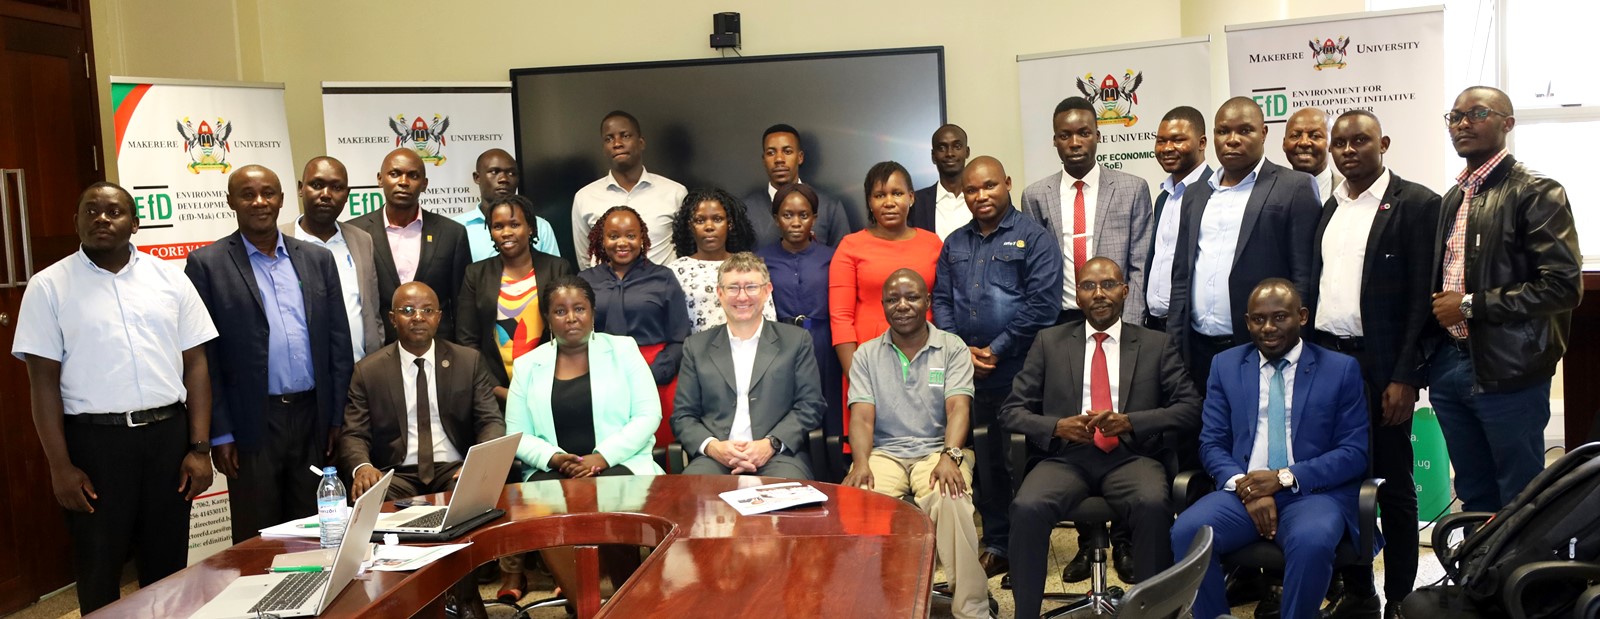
[415, 358, 436, 485]
[1072, 180, 1088, 275]
[1267, 358, 1289, 470]
[1090, 332, 1118, 453]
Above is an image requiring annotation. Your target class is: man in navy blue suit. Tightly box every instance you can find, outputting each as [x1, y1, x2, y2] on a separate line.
[1170, 279, 1368, 619]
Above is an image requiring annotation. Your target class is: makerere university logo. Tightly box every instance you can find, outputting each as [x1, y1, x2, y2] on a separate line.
[175, 117, 232, 174]
[1309, 37, 1352, 70]
[1076, 70, 1144, 127]
[390, 114, 450, 166]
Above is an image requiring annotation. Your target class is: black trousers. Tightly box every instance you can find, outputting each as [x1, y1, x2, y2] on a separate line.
[1009, 449, 1172, 618]
[228, 396, 321, 544]
[383, 460, 467, 500]
[1314, 335, 1419, 603]
[62, 406, 191, 613]
[1186, 330, 1244, 396]
[971, 386, 1014, 556]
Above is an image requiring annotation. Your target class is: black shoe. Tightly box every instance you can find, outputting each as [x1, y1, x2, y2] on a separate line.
[1326, 570, 1348, 603]
[1322, 592, 1381, 619]
[1225, 568, 1265, 606]
[979, 551, 1010, 579]
[1061, 548, 1091, 583]
[1254, 585, 1283, 619]
[1384, 600, 1400, 619]
[1112, 546, 1137, 584]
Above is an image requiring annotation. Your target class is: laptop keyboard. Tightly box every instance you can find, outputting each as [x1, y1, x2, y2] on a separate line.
[398, 510, 446, 529]
[249, 571, 330, 613]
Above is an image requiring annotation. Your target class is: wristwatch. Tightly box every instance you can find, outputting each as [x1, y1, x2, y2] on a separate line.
[189, 441, 211, 456]
[942, 447, 966, 465]
[1459, 294, 1474, 319]
[766, 435, 783, 454]
[1276, 468, 1296, 491]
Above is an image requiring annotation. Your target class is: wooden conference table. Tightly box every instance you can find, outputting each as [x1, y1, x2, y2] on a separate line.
[90, 475, 937, 618]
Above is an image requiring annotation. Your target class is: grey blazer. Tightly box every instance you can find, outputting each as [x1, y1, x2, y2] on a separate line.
[670, 320, 826, 458]
[1021, 165, 1154, 322]
[281, 220, 384, 357]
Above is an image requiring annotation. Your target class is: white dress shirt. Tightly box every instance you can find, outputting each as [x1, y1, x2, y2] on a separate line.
[933, 183, 972, 240]
[1079, 320, 1123, 414]
[697, 322, 765, 455]
[571, 168, 688, 269]
[397, 343, 463, 466]
[1147, 165, 1210, 318]
[1315, 170, 1391, 337]
[1192, 158, 1264, 336]
[1059, 165, 1102, 310]
[291, 217, 366, 361]
[1313, 165, 1341, 206]
[12, 247, 218, 414]
[1224, 341, 1303, 491]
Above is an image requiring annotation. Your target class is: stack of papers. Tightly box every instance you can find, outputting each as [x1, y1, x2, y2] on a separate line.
[719, 482, 828, 515]
[259, 515, 322, 538]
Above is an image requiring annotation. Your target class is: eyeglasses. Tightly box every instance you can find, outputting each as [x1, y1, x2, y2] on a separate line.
[1076, 280, 1125, 292]
[719, 283, 767, 296]
[394, 306, 440, 318]
[1444, 108, 1510, 125]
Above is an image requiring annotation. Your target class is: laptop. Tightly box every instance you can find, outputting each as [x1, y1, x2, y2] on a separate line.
[188, 471, 394, 619]
[373, 432, 519, 534]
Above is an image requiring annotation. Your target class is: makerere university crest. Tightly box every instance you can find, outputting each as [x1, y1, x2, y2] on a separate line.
[1076, 70, 1143, 127]
[389, 114, 450, 165]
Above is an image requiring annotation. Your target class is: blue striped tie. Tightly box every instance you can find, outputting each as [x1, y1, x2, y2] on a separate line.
[1267, 358, 1289, 470]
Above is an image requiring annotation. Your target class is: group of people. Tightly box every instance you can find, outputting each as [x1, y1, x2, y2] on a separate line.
[13, 83, 1579, 619]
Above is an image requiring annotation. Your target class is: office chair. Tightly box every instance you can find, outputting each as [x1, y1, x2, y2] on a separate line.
[1117, 524, 1213, 619]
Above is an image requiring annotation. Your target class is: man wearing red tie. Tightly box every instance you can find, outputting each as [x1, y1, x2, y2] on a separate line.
[1000, 257, 1202, 618]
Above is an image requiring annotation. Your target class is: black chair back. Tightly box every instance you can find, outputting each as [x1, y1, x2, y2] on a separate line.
[1117, 525, 1214, 619]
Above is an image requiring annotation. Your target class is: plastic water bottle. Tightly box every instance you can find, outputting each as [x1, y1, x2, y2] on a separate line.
[316, 467, 348, 549]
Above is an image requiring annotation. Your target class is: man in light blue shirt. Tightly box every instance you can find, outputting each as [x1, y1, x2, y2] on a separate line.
[453, 148, 560, 260]
[283, 156, 383, 361]
[1144, 106, 1212, 332]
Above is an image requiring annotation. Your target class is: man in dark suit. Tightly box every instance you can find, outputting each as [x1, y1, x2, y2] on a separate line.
[1144, 106, 1212, 333]
[349, 147, 471, 343]
[1170, 279, 1369, 619]
[281, 156, 383, 361]
[1311, 110, 1440, 619]
[1001, 257, 1201, 619]
[672, 252, 827, 478]
[340, 282, 505, 499]
[910, 123, 971, 238]
[742, 124, 854, 248]
[1168, 97, 1322, 390]
[185, 165, 354, 544]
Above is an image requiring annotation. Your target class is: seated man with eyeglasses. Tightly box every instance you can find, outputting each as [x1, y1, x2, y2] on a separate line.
[672, 252, 827, 478]
[340, 282, 506, 499]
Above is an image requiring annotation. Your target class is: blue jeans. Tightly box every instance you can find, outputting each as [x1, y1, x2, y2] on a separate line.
[1427, 343, 1551, 513]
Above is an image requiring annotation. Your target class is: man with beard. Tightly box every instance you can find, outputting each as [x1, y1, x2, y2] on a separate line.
[282, 156, 383, 360]
[741, 123, 854, 248]
[911, 123, 974, 238]
[454, 148, 561, 260]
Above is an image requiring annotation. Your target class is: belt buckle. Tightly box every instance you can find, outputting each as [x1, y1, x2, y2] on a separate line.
[125, 411, 148, 428]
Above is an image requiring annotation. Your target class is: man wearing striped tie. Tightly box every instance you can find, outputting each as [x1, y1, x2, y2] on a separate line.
[1170, 279, 1369, 619]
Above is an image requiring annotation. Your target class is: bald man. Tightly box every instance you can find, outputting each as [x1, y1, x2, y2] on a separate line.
[349, 147, 471, 343]
[1282, 107, 1341, 202]
[454, 148, 562, 260]
[911, 124, 973, 238]
[186, 164, 354, 543]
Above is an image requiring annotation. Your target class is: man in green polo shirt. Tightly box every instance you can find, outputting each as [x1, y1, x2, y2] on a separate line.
[842, 268, 990, 619]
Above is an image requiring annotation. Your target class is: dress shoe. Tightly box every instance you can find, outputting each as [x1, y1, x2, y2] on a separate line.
[1254, 584, 1283, 619]
[979, 551, 1010, 578]
[1384, 600, 1400, 619]
[1225, 568, 1265, 606]
[1112, 546, 1138, 584]
[1321, 592, 1381, 619]
[1060, 548, 1092, 583]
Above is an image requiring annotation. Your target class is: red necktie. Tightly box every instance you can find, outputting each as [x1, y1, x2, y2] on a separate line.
[1090, 332, 1119, 453]
[1072, 180, 1088, 275]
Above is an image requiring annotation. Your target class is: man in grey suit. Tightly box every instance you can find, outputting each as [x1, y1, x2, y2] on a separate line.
[1023, 97, 1153, 325]
[671, 252, 827, 478]
[742, 124, 854, 248]
[281, 156, 383, 361]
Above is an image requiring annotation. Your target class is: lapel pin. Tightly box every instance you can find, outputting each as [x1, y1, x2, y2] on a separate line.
[441, 359, 450, 368]
[426, 234, 433, 242]
[1380, 203, 1393, 211]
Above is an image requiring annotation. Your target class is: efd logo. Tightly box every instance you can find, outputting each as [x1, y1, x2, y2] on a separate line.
[1309, 37, 1351, 70]
[1076, 70, 1144, 127]
[176, 117, 232, 174]
[389, 114, 450, 166]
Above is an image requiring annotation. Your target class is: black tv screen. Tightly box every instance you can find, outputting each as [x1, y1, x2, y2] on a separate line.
[510, 47, 946, 261]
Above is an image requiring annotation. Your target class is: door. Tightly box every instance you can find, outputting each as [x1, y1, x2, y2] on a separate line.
[0, 5, 104, 614]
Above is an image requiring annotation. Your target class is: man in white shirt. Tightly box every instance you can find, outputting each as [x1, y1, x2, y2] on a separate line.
[742, 124, 854, 248]
[671, 253, 826, 478]
[13, 183, 218, 613]
[911, 123, 974, 239]
[282, 156, 383, 360]
[1283, 107, 1341, 203]
[1144, 106, 1212, 332]
[570, 111, 687, 269]
[453, 148, 561, 260]
[340, 282, 505, 499]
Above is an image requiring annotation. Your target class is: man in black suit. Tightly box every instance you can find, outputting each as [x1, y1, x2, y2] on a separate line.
[1144, 106, 1212, 333]
[349, 147, 471, 343]
[1312, 111, 1440, 619]
[742, 124, 854, 248]
[1168, 97, 1322, 390]
[185, 165, 354, 543]
[1001, 257, 1202, 619]
[910, 123, 971, 238]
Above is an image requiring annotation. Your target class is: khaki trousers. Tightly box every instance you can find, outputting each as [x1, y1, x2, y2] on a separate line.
[857, 449, 989, 619]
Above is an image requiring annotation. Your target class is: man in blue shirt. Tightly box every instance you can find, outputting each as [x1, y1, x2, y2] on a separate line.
[454, 148, 561, 260]
[186, 165, 354, 543]
[933, 156, 1063, 580]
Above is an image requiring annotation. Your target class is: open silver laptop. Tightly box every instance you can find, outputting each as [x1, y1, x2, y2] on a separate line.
[188, 471, 393, 619]
[374, 432, 519, 534]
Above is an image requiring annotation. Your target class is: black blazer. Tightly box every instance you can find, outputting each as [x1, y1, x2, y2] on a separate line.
[1145, 167, 1214, 303]
[999, 321, 1201, 470]
[455, 251, 574, 387]
[348, 208, 471, 343]
[742, 186, 853, 248]
[185, 233, 354, 449]
[910, 184, 940, 234]
[338, 339, 505, 474]
[1311, 172, 1441, 388]
[1167, 160, 1322, 356]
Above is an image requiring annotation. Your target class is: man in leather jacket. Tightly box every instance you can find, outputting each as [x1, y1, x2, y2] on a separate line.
[1428, 86, 1582, 513]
